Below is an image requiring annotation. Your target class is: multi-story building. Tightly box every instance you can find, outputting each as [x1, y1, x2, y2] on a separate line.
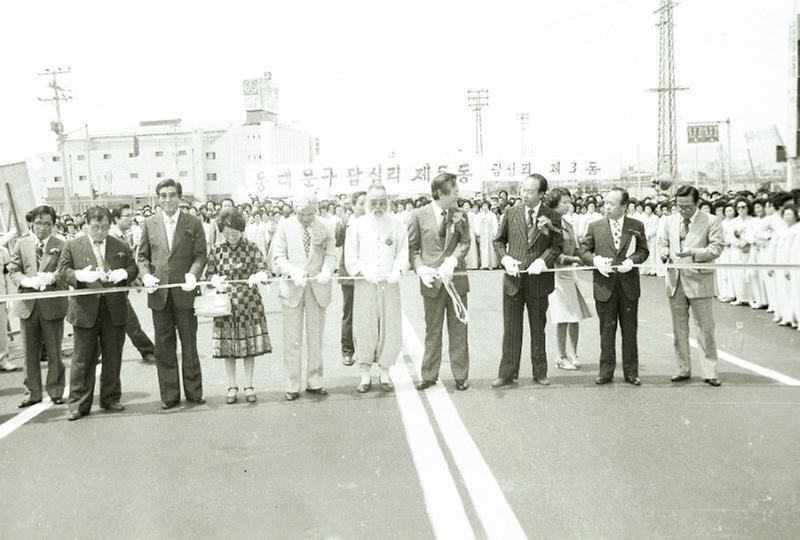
[34, 72, 318, 210]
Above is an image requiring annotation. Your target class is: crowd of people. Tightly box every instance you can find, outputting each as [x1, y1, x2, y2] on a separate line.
[1, 174, 799, 421]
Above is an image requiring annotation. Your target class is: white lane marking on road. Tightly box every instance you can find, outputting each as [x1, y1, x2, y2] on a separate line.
[390, 356, 475, 540]
[402, 313, 527, 540]
[0, 387, 68, 441]
[667, 334, 800, 386]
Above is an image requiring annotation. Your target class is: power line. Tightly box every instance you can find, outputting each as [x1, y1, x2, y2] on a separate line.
[516, 113, 530, 159]
[467, 89, 489, 157]
[38, 67, 74, 213]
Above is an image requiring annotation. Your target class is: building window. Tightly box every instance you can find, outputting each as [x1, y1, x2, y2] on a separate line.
[54, 176, 62, 182]
[77, 154, 85, 161]
[130, 173, 139, 179]
[178, 150, 187, 156]
[205, 152, 216, 160]
[155, 151, 164, 157]
[206, 173, 217, 182]
[52, 156, 60, 162]
[103, 153, 111, 159]
[156, 172, 164, 178]
[179, 171, 188, 177]
[78, 175, 87, 181]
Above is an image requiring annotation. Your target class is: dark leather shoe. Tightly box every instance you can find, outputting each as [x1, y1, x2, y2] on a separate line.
[285, 392, 300, 401]
[306, 387, 328, 396]
[342, 354, 355, 366]
[67, 410, 84, 421]
[18, 398, 42, 408]
[625, 377, 642, 386]
[491, 377, 513, 388]
[670, 374, 691, 382]
[455, 380, 469, 391]
[416, 380, 436, 391]
[186, 397, 206, 405]
[703, 378, 721, 387]
[142, 354, 156, 365]
[380, 381, 394, 392]
[356, 382, 371, 394]
[51, 397, 65, 405]
[595, 376, 613, 385]
[534, 378, 550, 386]
[101, 402, 125, 412]
[161, 401, 180, 410]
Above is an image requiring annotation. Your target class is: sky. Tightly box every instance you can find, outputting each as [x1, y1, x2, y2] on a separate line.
[0, 0, 796, 173]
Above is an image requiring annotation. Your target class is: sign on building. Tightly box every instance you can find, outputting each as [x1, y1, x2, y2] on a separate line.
[687, 124, 719, 143]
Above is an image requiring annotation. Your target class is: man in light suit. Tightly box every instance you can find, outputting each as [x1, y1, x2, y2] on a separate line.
[7, 205, 69, 407]
[58, 206, 139, 421]
[659, 185, 724, 386]
[492, 173, 563, 387]
[137, 179, 208, 409]
[578, 187, 649, 385]
[270, 189, 338, 401]
[407, 173, 471, 391]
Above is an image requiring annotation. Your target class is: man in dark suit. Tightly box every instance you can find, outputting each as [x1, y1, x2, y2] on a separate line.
[137, 179, 208, 409]
[579, 187, 650, 385]
[492, 174, 564, 387]
[8, 205, 69, 407]
[407, 173, 471, 391]
[334, 191, 366, 366]
[58, 206, 139, 421]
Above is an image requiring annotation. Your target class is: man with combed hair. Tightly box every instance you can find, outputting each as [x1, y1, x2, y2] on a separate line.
[335, 190, 367, 366]
[270, 189, 338, 401]
[345, 184, 408, 393]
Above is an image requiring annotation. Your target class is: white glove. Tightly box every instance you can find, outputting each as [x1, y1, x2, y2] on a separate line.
[617, 258, 634, 274]
[417, 265, 437, 288]
[20, 275, 41, 289]
[181, 273, 197, 292]
[37, 272, 57, 287]
[290, 267, 307, 287]
[501, 255, 521, 277]
[210, 274, 228, 291]
[593, 256, 613, 277]
[386, 270, 401, 284]
[106, 268, 128, 284]
[142, 273, 160, 293]
[437, 256, 458, 283]
[246, 271, 269, 287]
[525, 258, 547, 275]
[75, 266, 102, 284]
[316, 267, 332, 285]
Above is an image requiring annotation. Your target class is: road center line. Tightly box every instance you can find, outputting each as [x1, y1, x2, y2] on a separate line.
[402, 313, 527, 540]
[390, 355, 475, 540]
[0, 387, 68, 441]
[667, 334, 800, 386]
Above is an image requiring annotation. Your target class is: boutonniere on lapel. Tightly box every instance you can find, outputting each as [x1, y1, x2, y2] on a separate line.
[449, 210, 466, 234]
[310, 227, 326, 246]
[115, 251, 127, 260]
[384, 234, 394, 246]
[48, 248, 61, 256]
[535, 215, 560, 236]
[184, 229, 194, 238]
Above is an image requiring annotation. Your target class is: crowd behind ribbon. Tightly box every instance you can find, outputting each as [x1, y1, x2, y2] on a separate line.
[1, 176, 799, 420]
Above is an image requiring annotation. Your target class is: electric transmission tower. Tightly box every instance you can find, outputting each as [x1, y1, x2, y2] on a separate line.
[467, 89, 489, 157]
[649, 1, 686, 183]
[516, 112, 530, 159]
[38, 67, 74, 213]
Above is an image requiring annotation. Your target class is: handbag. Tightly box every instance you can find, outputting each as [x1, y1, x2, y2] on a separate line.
[194, 289, 232, 318]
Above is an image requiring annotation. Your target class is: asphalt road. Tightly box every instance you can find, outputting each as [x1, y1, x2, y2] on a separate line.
[0, 271, 798, 539]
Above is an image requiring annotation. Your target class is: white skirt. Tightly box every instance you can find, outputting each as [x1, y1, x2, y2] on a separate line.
[549, 270, 593, 323]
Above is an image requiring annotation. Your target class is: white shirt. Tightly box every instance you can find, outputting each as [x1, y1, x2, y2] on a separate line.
[91, 238, 107, 271]
[431, 200, 446, 229]
[345, 213, 409, 278]
[524, 203, 542, 225]
[36, 235, 52, 250]
[162, 211, 179, 251]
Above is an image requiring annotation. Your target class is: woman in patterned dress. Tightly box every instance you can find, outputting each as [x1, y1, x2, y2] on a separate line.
[205, 209, 272, 404]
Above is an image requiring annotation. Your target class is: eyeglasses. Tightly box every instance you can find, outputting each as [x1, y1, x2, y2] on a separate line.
[158, 192, 180, 201]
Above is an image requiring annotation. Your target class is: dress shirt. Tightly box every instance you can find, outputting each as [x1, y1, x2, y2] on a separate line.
[431, 200, 446, 229]
[162, 211, 178, 251]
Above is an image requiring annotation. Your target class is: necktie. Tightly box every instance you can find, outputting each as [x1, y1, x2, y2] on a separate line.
[679, 217, 691, 249]
[92, 241, 106, 271]
[302, 226, 311, 255]
[527, 208, 537, 240]
[611, 219, 622, 251]
[36, 241, 44, 267]
[439, 210, 448, 238]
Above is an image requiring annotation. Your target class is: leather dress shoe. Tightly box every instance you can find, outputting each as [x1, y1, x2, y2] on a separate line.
[186, 397, 206, 405]
[416, 380, 436, 391]
[67, 410, 85, 421]
[534, 378, 550, 386]
[455, 380, 469, 391]
[51, 397, 65, 405]
[491, 377, 513, 388]
[306, 387, 328, 396]
[356, 382, 371, 394]
[342, 354, 355, 366]
[595, 376, 613, 385]
[625, 377, 642, 386]
[671, 374, 691, 382]
[703, 378, 722, 387]
[285, 392, 300, 401]
[380, 381, 394, 392]
[18, 398, 42, 408]
[101, 402, 125, 412]
[161, 401, 180, 410]
[141, 354, 156, 365]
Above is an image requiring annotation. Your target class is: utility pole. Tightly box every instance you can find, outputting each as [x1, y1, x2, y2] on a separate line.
[38, 67, 73, 213]
[467, 89, 489, 157]
[516, 112, 530, 159]
[648, 1, 687, 184]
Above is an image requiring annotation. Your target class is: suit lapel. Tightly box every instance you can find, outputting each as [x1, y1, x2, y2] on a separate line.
[38, 237, 53, 272]
[169, 212, 184, 257]
[429, 205, 444, 250]
[528, 206, 543, 249]
[684, 212, 702, 248]
[617, 217, 632, 256]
